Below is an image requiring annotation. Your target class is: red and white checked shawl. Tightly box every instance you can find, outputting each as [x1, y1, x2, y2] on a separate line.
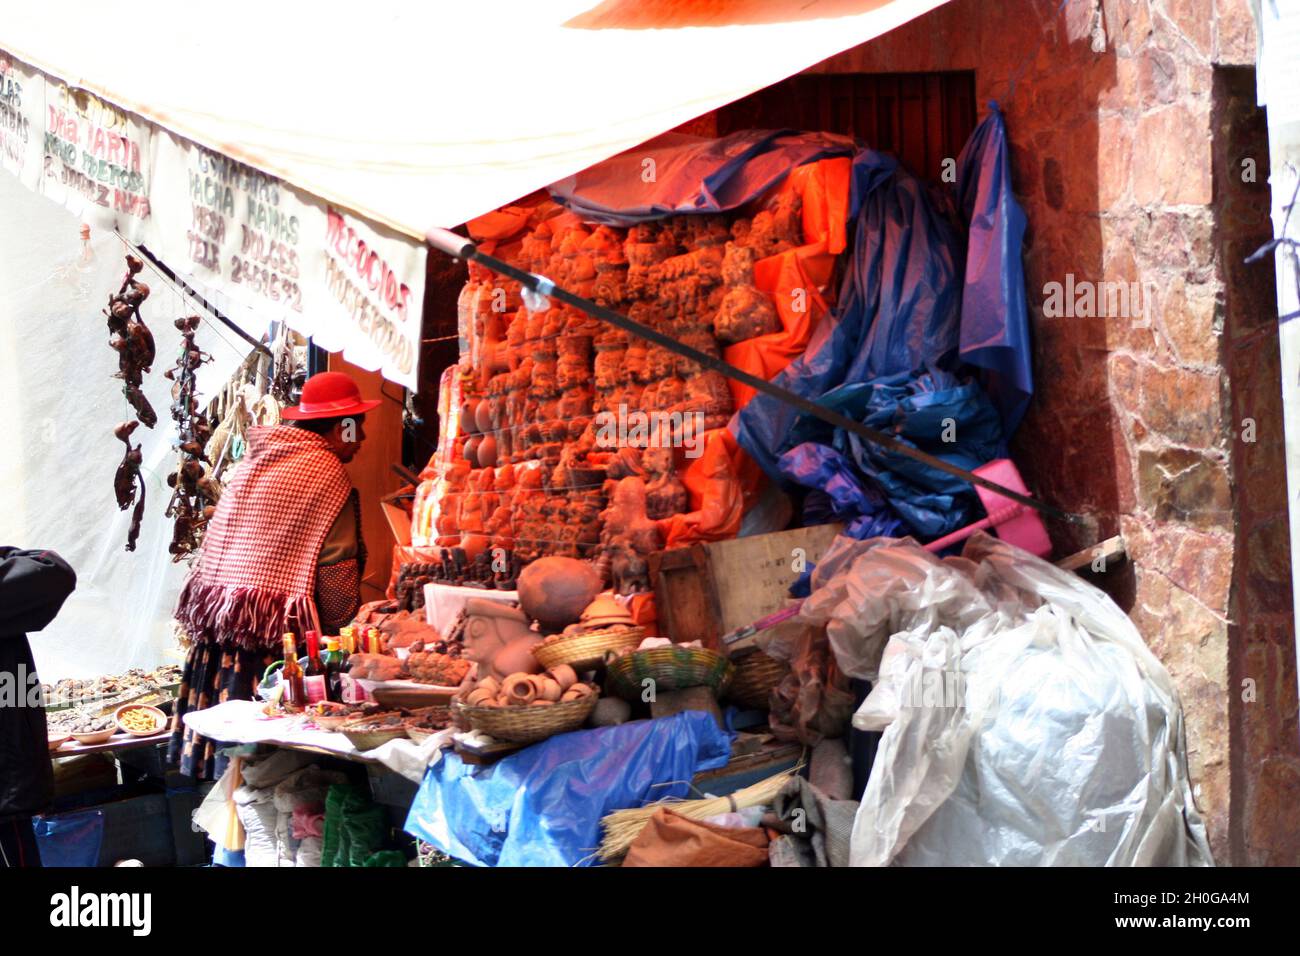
[175, 425, 352, 649]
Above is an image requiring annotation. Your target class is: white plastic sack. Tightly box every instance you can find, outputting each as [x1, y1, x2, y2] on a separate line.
[233, 785, 280, 868]
[797, 535, 995, 682]
[813, 532, 1212, 867]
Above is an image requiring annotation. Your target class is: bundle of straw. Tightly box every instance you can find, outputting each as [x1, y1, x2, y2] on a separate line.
[598, 765, 802, 861]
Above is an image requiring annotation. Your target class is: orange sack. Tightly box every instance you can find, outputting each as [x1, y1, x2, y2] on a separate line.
[622, 808, 771, 867]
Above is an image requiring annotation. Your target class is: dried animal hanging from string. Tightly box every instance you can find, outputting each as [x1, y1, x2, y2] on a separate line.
[105, 253, 155, 552]
[164, 315, 216, 561]
[114, 420, 146, 552]
[104, 254, 157, 428]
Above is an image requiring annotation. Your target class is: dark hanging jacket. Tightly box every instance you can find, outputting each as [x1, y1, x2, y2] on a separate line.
[0, 548, 76, 819]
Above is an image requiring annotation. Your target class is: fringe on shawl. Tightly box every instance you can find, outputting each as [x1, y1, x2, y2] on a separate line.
[175, 577, 317, 651]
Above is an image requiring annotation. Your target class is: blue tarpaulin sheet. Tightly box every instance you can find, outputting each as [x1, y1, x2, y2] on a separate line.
[405, 712, 732, 867]
[736, 109, 1030, 538]
[954, 107, 1033, 434]
[550, 129, 856, 225]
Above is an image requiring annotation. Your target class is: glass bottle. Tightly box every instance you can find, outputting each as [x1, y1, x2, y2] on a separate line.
[281, 633, 307, 712]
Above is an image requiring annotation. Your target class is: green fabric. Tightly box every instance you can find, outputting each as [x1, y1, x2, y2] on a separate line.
[345, 804, 387, 866]
[362, 850, 407, 867]
[321, 783, 390, 867]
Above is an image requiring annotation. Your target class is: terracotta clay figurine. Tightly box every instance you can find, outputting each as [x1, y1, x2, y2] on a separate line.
[642, 445, 689, 520]
[597, 477, 663, 594]
[714, 242, 781, 344]
[461, 598, 541, 680]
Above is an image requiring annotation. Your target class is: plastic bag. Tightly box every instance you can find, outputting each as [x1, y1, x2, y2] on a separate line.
[829, 532, 1213, 866]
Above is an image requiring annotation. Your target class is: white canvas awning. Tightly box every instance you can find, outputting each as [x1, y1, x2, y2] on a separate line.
[1, 0, 950, 385]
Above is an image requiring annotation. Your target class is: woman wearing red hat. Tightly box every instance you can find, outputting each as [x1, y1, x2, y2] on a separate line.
[168, 371, 381, 780]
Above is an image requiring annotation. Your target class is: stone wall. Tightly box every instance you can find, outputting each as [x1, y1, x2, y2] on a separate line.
[801, 0, 1297, 864]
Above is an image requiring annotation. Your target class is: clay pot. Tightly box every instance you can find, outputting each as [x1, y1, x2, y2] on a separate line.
[530, 699, 555, 707]
[461, 399, 480, 434]
[503, 673, 537, 705]
[477, 675, 502, 696]
[464, 436, 483, 466]
[579, 593, 635, 629]
[466, 687, 495, 707]
[547, 664, 578, 691]
[517, 556, 603, 629]
[475, 400, 494, 434]
[561, 682, 595, 702]
[460, 533, 489, 562]
[535, 677, 563, 702]
[477, 434, 498, 468]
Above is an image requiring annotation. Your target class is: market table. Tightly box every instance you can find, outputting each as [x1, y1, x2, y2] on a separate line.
[181, 700, 453, 784]
[50, 730, 171, 758]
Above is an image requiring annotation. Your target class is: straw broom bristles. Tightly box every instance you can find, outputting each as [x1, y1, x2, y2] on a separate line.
[598, 764, 803, 861]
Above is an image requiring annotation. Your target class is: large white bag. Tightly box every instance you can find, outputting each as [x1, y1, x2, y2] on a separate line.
[806, 532, 1213, 867]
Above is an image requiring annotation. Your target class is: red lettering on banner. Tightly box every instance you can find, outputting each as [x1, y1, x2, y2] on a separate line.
[324, 207, 412, 322]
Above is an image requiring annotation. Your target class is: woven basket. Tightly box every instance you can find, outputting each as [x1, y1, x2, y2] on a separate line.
[340, 725, 408, 751]
[605, 646, 734, 702]
[453, 694, 598, 744]
[406, 725, 438, 745]
[533, 627, 645, 672]
[725, 651, 790, 710]
[405, 706, 451, 744]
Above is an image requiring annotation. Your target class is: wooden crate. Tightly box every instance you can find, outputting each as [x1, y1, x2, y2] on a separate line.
[648, 523, 843, 650]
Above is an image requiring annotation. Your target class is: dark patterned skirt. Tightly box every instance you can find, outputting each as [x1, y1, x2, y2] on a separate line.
[167, 642, 274, 780]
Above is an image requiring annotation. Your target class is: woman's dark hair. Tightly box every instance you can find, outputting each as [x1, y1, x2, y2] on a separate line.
[291, 415, 351, 435]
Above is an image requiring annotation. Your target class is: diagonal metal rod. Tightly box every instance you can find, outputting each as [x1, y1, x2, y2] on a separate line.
[427, 228, 1072, 523]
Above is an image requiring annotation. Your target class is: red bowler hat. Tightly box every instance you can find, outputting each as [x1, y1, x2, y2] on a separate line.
[280, 371, 382, 421]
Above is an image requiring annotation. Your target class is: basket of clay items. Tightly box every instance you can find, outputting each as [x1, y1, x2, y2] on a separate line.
[533, 595, 644, 671]
[453, 672, 599, 744]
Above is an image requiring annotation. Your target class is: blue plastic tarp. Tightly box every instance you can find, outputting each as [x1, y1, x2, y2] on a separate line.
[733, 149, 969, 474]
[954, 107, 1033, 434]
[405, 712, 732, 867]
[550, 129, 857, 225]
[824, 370, 1003, 537]
[735, 110, 1031, 537]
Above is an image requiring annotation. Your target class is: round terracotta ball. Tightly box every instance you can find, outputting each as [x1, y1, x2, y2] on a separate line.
[463, 435, 482, 466]
[475, 400, 494, 435]
[477, 434, 498, 468]
[517, 557, 603, 629]
[461, 399, 481, 434]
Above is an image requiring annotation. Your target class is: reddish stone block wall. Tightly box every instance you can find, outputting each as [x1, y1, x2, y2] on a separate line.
[804, 0, 1297, 864]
